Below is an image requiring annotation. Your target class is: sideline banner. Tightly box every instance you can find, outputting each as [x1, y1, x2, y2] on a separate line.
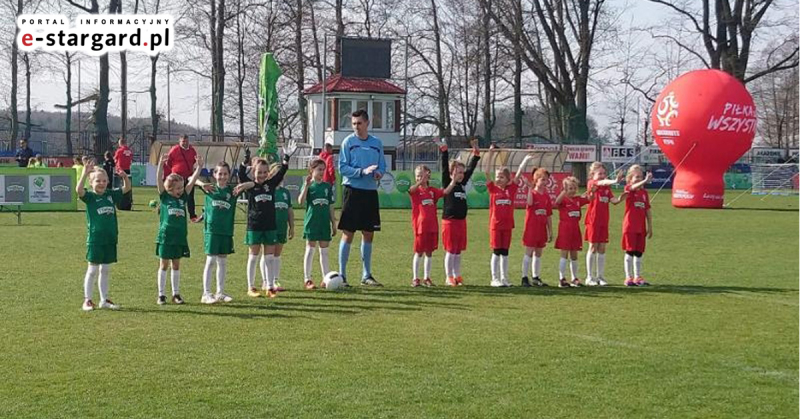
[0, 168, 77, 211]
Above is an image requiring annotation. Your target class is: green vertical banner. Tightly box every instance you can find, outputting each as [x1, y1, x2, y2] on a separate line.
[258, 53, 282, 163]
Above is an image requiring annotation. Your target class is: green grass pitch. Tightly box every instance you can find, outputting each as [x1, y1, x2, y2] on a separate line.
[1, 187, 797, 418]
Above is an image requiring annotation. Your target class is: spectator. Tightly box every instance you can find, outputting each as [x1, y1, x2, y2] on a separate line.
[72, 157, 84, 179]
[28, 154, 45, 168]
[103, 151, 115, 182]
[15, 139, 34, 167]
[114, 137, 133, 175]
[166, 134, 200, 222]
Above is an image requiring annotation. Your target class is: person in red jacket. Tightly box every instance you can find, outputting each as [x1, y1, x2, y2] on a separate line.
[166, 135, 200, 222]
[114, 137, 133, 175]
[318, 142, 337, 202]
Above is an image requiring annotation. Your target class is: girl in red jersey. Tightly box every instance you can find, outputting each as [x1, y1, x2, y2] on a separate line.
[483, 146, 535, 287]
[554, 176, 592, 288]
[618, 165, 653, 286]
[584, 162, 624, 286]
[521, 168, 553, 287]
[408, 165, 457, 287]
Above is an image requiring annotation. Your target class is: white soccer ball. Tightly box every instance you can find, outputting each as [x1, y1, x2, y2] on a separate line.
[323, 271, 344, 290]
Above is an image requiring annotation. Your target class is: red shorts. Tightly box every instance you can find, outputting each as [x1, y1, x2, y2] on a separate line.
[490, 229, 512, 250]
[622, 232, 646, 253]
[584, 223, 609, 243]
[414, 232, 439, 253]
[522, 222, 548, 249]
[555, 224, 583, 251]
[442, 219, 467, 253]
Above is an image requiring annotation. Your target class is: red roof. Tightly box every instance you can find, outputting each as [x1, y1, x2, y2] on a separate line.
[304, 74, 405, 95]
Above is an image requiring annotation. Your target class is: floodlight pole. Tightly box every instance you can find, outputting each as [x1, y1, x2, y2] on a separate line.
[322, 34, 328, 152]
[403, 35, 409, 170]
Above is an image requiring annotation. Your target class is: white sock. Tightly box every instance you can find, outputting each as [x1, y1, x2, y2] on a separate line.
[570, 260, 579, 280]
[454, 254, 462, 277]
[597, 253, 606, 279]
[500, 255, 509, 282]
[490, 254, 499, 281]
[273, 255, 282, 284]
[319, 248, 330, 277]
[216, 256, 227, 294]
[444, 252, 454, 278]
[624, 254, 633, 279]
[247, 254, 258, 289]
[203, 256, 216, 294]
[633, 256, 643, 278]
[260, 254, 268, 288]
[559, 257, 568, 279]
[98, 264, 110, 301]
[84, 264, 99, 300]
[522, 254, 531, 278]
[304, 245, 315, 281]
[412, 253, 421, 279]
[532, 254, 542, 278]
[423, 255, 432, 279]
[263, 254, 275, 288]
[171, 269, 181, 296]
[586, 250, 595, 280]
[158, 268, 167, 296]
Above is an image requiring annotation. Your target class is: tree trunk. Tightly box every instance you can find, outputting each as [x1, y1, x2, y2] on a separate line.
[430, 0, 449, 137]
[96, 52, 110, 155]
[10, 0, 22, 143]
[150, 55, 159, 139]
[482, 0, 493, 144]
[212, 0, 226, 141]
[65, 53, 73, 157]
[236, 1, 245, 140]
[334, 0, 344, 74]
[296, 0, 307, 143]
[23, 53, 31, 141]
[309, 0, 323, 81]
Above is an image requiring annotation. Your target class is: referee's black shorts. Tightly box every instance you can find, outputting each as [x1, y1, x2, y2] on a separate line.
[338, 185, 381, 232]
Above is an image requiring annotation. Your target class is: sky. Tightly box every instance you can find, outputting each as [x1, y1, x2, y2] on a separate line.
[3, 0, 797, 141]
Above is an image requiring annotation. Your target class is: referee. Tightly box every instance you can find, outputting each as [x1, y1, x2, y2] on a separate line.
[337, 109, 386, 287]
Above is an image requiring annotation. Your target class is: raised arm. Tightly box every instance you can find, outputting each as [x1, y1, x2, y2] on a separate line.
[439, 138, 452, 185]
[442, 177, 458, 195]
[186, 155, 204, 190]
[156, 154, 168, 195]
[483, 145, 496, 180]
[408, 171, 428, 194]
[462, 138, 481, 184]
[514, 155, 535, 186]
[298, 175, 311, 205]
[629, 172, 653, 191]
[76, 158, 94, 197]
[554, 189, 567, 206]
[116, 167, 132, 194]
[233, 181, 254, 196]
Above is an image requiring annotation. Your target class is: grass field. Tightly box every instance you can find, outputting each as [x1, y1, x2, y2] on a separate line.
[1, 186, 797, 418]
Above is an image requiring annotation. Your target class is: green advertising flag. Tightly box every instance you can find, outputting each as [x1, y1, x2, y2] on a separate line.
[258, 53, 282, 163]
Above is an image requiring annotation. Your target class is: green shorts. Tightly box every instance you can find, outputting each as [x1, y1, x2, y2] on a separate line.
[303, 227, 331, 242]
[156, 243, 191, 260]
[205, 233, 235, 255]
[245, 230, 287, 245]
[86, 243, 117, 264]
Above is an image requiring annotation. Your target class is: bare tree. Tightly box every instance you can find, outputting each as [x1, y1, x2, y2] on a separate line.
[648, 0, 799, 83]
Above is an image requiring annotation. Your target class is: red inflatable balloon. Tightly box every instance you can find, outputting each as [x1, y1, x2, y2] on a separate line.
[651, 69, 756, 208]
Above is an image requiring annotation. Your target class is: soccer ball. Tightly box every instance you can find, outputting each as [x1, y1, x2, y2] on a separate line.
[322, 271, 343, 290]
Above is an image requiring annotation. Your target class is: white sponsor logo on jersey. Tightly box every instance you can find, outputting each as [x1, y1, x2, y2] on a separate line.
[568, 210, 581, 218]
[634, 202, 646, 209]
[97, 206, 115, 215]
[212, 200, 231, 210]
[421, 199, 434, 206]
[312, 198, 329, 206]
[534, 209, 547, 216]
[454, 192, 467, 200]
[599, 196, 609, 203]
[496, 199, 512, 206]
[254, 194, 271, 203]
[275, 202, 290, 210]
[168, 208, 186, 217]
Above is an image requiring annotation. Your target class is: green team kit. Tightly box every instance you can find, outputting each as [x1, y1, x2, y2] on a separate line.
[81, 189, 124, 264]
[203, 185, 238, 255]
[303, 181, 333, 242]
[156, 191, 191, 259]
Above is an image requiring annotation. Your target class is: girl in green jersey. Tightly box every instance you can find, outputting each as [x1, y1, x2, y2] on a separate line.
[77, 160, 131, 311]
[298, 159, 337, 289]
[154, 153, 203, 305]
[195, 162, 250, 304]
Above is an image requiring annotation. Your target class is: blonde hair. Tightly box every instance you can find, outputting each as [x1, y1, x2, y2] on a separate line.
[495, 167, 511, 179]
[562, 176, 579, 189]
[165, 173, 184, 189]
[415, 164, 431, 174]
[89, 167, 108, 181]
[589, 161, 606, 176]
[626, 164, 644, 183]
